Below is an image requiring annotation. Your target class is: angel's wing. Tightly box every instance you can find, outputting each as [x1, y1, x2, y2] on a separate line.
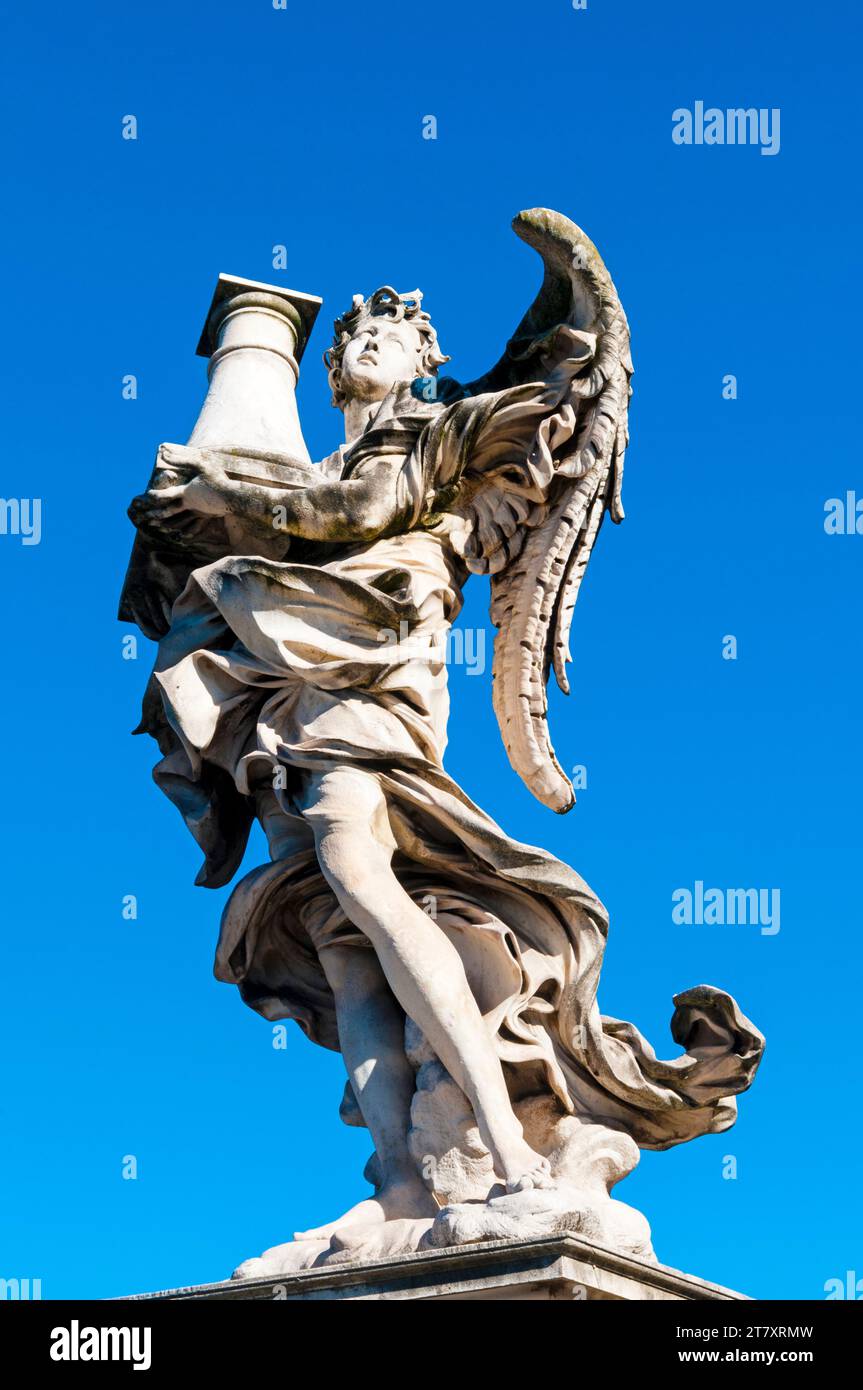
[455, 208, 632, 813]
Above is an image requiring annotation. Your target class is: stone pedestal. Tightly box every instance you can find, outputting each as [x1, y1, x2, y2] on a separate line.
[125, 1235, 748, 1302]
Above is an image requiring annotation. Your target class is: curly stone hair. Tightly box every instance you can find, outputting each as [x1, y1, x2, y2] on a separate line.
[323, 286, 450, 409]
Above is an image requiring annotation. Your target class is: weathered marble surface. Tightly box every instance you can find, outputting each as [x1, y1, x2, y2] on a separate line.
[125, 1235, 751, 1302]
[121, 209, 764, 1278]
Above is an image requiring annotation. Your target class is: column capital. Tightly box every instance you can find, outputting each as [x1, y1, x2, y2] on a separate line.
[195, 274, 323, 361]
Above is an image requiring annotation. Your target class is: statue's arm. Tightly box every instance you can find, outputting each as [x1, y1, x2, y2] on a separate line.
[128, 454, 406, 548]
[230, 461, 405, 544]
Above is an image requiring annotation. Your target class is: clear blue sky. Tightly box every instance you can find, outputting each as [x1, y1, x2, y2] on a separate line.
[0, 0, 859, 1300]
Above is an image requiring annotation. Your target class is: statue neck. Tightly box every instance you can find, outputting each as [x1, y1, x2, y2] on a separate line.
[342, 380, 427, 445]
[343, 396, 385, 445]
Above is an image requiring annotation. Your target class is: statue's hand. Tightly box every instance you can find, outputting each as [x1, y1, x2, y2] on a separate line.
[128, 457, 242, 537]
[185, 454, 247, 517]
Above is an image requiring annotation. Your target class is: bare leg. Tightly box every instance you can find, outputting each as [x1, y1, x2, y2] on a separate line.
[302, 768, 551, 1193]
[293, 945, 436, 1240]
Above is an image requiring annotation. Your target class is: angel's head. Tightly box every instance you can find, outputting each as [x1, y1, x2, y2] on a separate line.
[324, 287, 450, 410]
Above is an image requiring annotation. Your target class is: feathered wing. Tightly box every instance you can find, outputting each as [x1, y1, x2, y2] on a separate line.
[455, 208, 633, 812]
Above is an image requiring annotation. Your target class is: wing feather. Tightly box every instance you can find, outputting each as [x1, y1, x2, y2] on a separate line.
[462, 209, 632, 811]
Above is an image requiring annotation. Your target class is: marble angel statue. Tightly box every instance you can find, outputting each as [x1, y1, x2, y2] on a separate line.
[122, 208, 764, 1273]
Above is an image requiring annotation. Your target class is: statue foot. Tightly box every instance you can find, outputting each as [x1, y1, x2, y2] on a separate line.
[321, 1216, 435, 1266]
[500, 1144, 555, 1193]
[232, 1236, 329, 1280]
[293, 1176, 437, 1243]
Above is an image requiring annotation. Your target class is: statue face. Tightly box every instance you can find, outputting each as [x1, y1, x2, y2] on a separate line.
[339, 317, 424, 404]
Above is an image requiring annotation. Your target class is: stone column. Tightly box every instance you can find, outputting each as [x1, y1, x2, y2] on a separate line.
[188, 274, 322, 461]
[118, 274, 323, 637]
